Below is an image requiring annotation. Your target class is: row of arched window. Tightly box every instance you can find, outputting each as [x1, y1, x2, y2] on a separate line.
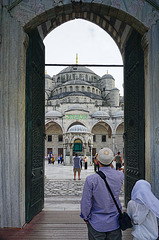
[52, 85, 101, 96]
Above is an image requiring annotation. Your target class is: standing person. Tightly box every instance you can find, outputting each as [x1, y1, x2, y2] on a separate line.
[58, 155, 60, 164]
[80, 156, 83, 169]
[127, 180, 159, 240]
[51, 155, 55, 164]
[84, 155, 88, 170]
[80, 147, 124, 240]
[60, 154, 63, 164]
[93, 153, 98, 172]
[114, 152, 122, 170]
[48, 153, 50, 164]
[73, 153, 81, 180]
[48, 152, 52, 164]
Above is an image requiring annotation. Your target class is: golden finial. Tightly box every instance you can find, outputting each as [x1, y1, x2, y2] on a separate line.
[76, 53, 78, 65]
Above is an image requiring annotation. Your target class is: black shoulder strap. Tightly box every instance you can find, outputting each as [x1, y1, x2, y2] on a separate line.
[96, 171, 122, 214]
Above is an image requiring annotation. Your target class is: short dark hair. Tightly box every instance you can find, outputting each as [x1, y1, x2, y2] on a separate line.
[118, 152, 120, 154]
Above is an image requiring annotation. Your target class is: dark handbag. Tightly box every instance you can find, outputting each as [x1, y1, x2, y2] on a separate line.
[96, 171, 133, 231]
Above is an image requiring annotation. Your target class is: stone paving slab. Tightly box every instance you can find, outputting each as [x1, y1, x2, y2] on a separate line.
[44, 161, 125, 211]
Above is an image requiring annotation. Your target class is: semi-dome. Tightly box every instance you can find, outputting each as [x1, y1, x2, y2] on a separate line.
[45, 110, 63, 118]
[111, 110, 124, 118]
[92, 111, 110, 118]
[68, 125, 88, 133]
[65, 104, 88, 112]
[58, 66, 95, 75]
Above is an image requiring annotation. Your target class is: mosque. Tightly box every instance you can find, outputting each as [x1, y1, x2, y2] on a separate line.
[45, 57, 124, 165]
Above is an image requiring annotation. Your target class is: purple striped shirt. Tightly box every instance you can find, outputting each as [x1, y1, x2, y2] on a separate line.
[80, 167, 124, 232]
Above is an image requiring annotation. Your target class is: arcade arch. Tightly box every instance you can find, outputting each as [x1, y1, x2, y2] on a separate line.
[92, 121, 114, 154]
[45, 121, 63, 158]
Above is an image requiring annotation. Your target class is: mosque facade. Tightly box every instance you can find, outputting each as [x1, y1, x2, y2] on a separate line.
[45, 64, 124, 164]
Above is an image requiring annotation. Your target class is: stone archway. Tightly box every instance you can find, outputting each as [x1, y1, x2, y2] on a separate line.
[1, 0, 159, 228]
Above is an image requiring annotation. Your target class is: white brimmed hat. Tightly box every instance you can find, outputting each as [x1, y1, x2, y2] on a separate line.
[98, 147, 113, 165]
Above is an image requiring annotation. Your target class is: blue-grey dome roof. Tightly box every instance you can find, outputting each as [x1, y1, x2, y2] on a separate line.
[92, 111, 109, 118]
[111, 88, 119, 91]
[111, 111, 124, 118]
[68, 125, 88, 133]
[45, 74, 52, 79]
[58, 66, 95, 75]
[101, 74, 115, 80]
[66, 104, 88, 112]
[45, 111, 63, 118]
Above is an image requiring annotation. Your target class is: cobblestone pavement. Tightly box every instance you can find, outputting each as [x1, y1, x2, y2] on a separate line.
[44, 161, 125, 211]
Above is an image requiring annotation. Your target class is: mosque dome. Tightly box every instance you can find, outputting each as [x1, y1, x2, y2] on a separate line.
[111, 110, 124, 118]
[45, 110, 63, 118]
[101, 73, 115, 80]
[68, 125, 88, 133]
[58, 66, 95, 75]
[92, 111, 110, 118]
[45, 73, 52, 79]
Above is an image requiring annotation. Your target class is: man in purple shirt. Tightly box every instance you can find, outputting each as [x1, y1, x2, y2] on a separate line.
[80, 147, 124, 240]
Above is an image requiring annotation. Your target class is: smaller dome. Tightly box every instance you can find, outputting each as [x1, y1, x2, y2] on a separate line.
[92, 111, 109, 118]
[68, 125, 88, 133]
[101, 74, 115, 80]
[45, 111, 63, 118]
[111, 88, 119, 91]
[45, 74, 52, 79]
[111, 111, 124, 118]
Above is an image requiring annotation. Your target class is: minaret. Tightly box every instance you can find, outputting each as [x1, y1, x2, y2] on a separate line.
[76, 53, 78, 65]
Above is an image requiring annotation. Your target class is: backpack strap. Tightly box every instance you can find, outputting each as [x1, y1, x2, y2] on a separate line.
[96, 171, 122, 214]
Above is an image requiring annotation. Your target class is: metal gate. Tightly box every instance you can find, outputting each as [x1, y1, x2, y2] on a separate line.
[25, 29, 45, 223]
[124, 30, 145, 204]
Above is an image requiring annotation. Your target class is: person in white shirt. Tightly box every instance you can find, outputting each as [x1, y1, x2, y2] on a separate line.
[127, 180, 159, 240]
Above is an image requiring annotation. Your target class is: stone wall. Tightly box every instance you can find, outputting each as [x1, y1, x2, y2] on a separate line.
[0, 6, 26, 228]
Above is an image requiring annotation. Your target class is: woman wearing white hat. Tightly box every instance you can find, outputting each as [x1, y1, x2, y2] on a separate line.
[127, 180, 159, 240]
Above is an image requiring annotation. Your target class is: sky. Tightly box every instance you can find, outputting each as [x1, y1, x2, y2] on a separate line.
[44, 19, 124, 96]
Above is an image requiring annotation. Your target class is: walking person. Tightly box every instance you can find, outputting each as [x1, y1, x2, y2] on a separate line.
[73, 153, 81, 180]
[114, 152, 122, 170]
[80, 147, 124, 240]
[127, 179, 159, 240]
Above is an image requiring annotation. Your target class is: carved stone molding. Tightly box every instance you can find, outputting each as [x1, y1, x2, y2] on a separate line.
[141, 32, 149, 51]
